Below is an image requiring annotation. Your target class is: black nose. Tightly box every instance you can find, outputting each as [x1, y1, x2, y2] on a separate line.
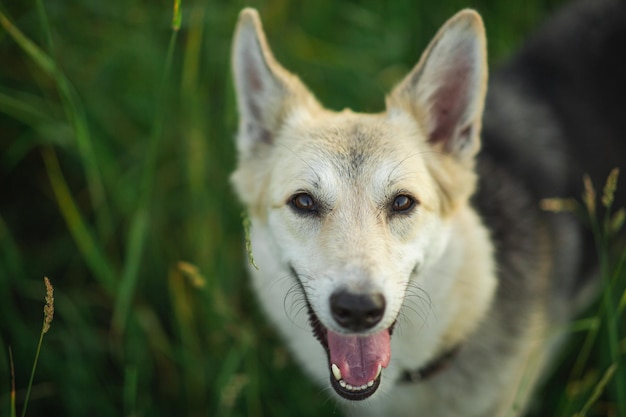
[330, 291, 386, 331]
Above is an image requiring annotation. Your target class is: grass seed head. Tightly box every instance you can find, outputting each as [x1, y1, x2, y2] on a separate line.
[610, 208, 625, 235]
[602, 168, 620, 208]
[582, 174, 596, 216]
[43, 276, 54, 334]
[540, 198, 578, 213]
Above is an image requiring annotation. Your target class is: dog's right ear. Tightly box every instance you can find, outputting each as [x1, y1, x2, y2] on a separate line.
[232, 8, 318, 155]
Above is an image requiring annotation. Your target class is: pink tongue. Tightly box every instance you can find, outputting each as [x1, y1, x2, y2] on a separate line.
[327, 329, 391, 386]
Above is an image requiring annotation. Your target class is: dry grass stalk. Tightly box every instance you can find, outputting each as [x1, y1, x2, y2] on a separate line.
[43, 276, 54, 334]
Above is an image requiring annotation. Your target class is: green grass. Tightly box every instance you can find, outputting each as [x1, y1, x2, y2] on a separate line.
[0, 0, 624, 416]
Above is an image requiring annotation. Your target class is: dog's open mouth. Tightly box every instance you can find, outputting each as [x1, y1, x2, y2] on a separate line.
[308, 307, 392, 400]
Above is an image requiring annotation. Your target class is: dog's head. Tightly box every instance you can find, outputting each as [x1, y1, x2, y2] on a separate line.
[231, 9, 489, 401]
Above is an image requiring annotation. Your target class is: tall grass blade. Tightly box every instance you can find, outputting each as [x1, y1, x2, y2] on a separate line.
[0, 90, 54, 126]
[112, 207, 149, 334]
[573, 364, 617, 417]
[112, 0, 182, 335]
[34, 0, 53, 53]
[9, 347, 16, 417]
[172, 0, 182, 31]
[0, 12, 55, 74]
[0, 215, 22, 275]
[123, 365, 138, 417]
[568, 318, 601, 383]
[242, 212, 259, 271]
[0, 8, 112, 237]
[20, 277, 54, 417]
[599, 196, 625, 414]
[584, 170, 626, 416]
[41, 147, 117, 291]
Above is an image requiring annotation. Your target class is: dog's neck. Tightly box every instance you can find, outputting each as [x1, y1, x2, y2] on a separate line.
[393, 206, 495, 383]
[434, 206, 497, 349]
[397, 345, 461, 384]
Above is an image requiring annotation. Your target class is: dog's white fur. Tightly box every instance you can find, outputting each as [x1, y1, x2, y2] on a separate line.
[231, 9, 553, 417]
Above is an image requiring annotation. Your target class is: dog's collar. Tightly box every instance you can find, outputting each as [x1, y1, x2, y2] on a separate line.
[397, 345, 461, 384]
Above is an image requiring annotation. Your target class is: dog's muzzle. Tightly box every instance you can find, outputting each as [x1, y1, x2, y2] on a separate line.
[290, 265, 394, 400]
[326, 290, 391, 399]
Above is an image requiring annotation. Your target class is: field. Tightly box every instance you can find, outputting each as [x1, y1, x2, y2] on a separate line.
[0, 0, 624, 416]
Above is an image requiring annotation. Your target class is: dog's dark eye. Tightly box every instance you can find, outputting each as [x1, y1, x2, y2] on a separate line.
[391, 194, 416, 213]
[290, 193, 317, 213]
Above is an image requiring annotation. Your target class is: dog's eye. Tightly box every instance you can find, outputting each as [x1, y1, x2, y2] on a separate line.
[290, 193, 317, 213]
[391, 194, 416, 213]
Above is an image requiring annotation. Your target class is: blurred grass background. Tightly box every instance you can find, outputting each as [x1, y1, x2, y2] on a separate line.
[0, 0, 624, 416]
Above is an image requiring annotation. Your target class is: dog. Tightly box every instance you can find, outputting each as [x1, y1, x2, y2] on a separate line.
[229, 1, 626, 415]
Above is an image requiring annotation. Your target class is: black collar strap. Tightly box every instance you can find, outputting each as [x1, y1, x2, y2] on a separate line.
[397, 345, 461, 384]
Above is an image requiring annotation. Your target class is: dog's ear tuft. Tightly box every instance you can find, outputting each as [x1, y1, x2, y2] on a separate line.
[388, 10, 487, 165]
[231, 8, 317, 155]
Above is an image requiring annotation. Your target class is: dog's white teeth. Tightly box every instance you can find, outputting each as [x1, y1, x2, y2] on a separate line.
[333, 363, 382, 391]
[342, 383, 369, 392]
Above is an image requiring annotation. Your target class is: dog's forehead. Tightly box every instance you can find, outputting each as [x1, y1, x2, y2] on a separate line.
[312, 124, 390, 174]
[292, 113, 423, 181]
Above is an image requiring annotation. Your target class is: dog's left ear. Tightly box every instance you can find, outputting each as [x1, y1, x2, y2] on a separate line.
[387, 10, 487, 165]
